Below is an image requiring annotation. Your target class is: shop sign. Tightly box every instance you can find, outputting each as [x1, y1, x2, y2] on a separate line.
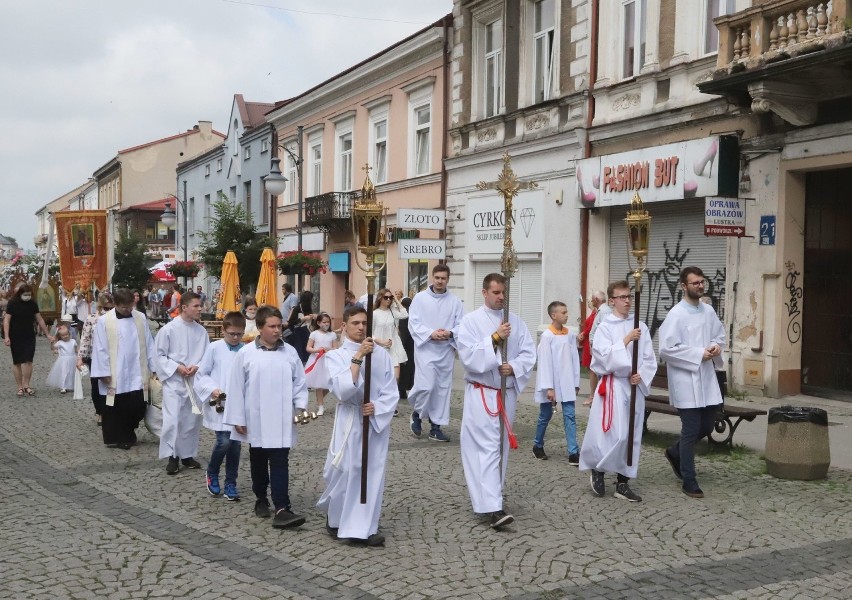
[575, 136, 739, 208]
[397, 208, 445, 231]
[466, 190, 544, 254]
[399, 239, 445, 259]
[704, 197, 745, 236]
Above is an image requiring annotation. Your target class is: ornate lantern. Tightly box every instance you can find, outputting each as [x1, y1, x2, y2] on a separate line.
[623, 190, 652, 285]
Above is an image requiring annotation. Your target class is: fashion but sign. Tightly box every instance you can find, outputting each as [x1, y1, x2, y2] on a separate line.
[466, 190, 544, 254]
[54, 210, 109, 293]
[575, 136, 739, 208]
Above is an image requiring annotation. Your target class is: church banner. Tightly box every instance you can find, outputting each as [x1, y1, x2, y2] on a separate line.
[54, 210, 109, 293]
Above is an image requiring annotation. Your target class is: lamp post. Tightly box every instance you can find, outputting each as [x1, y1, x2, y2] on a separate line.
[350, 164, 387, 504]
[623, 190, 651, 467]
[160, 192, 188, 286]
[264, 126, 304, 289]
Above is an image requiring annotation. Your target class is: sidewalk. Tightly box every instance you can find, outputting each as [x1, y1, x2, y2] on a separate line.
[452, 362, 852, 471]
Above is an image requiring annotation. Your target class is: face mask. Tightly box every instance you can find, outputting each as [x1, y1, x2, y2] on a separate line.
[21, 294, 32, 301]
[320, 322, 330, 331]
[245, 311, 256, 319]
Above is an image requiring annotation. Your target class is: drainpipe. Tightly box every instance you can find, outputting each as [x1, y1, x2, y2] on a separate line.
[439, 14, 451, 262]
[579, 0, 599, 320]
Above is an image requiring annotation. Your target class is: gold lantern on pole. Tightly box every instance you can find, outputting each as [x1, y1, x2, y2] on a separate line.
[623, 190, 651, 467]
[350, 164, 387, 504]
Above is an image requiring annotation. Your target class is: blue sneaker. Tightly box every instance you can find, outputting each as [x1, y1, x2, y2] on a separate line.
[223, 483, 240, 501]
[410, 411, 422, 437]
[428, 427, 450, 442]
[206, 473, 221, 496]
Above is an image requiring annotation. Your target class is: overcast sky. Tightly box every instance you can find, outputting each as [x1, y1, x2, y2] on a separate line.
[0, 0, 453, 251]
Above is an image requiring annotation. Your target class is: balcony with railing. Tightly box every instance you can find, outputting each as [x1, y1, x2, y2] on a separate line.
[303, 191, 356, 232]
[700, 0, 852, 126]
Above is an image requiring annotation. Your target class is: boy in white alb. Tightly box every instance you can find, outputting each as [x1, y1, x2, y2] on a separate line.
[194, 311, 246, 501]
[532, 301, 581, 464]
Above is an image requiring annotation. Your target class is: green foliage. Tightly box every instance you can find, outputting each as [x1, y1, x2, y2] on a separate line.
[197, 195, 273, 292]
[113, 235, 152, 291]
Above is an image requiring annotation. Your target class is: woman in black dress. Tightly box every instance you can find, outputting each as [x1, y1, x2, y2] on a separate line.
[3, 284, 54, 396]
[286, 290, 315, 364]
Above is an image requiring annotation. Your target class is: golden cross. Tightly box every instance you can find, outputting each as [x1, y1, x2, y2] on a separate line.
[362, 163, 372, 174]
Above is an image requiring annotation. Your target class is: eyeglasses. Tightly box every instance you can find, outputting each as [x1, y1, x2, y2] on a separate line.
[610, 295, 631, 301]
[685, 280, 706, 287]
[224, 331, 244, 338]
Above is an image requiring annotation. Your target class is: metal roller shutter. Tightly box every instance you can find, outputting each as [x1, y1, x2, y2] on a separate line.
[608, 199, 727, 351]
[473, 259, 544, 336]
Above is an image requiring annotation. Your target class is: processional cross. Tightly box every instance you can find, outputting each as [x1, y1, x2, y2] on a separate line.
[476, 152, 537, 466]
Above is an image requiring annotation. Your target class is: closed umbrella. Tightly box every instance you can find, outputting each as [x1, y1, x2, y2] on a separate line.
[255, 247, 278, 308]
[216, 251, 240, 319]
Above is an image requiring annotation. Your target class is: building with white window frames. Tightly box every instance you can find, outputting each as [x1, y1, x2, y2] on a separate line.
[265, 15, 452, 324]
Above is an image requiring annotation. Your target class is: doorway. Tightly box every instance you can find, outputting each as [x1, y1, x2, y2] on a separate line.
[801, 168, 852, 397]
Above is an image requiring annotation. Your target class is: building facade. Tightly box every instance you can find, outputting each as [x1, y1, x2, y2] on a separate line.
[266, 15, 453, 319]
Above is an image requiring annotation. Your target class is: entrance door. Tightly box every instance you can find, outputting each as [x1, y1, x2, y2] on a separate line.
[801, 168, 852, 396]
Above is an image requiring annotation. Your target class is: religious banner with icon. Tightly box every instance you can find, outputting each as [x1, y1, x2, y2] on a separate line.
[54, 210, 109, 293]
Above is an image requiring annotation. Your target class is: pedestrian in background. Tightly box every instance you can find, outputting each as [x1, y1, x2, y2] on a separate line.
[578, 291, 606, 406]
[77, 292, 114, 426]
[3, 284, 54, 397]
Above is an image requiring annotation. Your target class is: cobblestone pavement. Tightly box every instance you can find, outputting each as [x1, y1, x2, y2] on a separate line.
[2, 338, 852, 599]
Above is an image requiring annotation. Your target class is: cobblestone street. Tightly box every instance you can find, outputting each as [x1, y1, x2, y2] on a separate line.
[2, 338, 852, 599]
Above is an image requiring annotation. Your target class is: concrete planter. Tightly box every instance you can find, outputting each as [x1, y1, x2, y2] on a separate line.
[765, 406, 830, 480]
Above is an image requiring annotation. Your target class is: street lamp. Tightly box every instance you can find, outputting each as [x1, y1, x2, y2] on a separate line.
[264, 126, 304, 287]
[623, 190, 651, 467]
[160, 192, 187, 264]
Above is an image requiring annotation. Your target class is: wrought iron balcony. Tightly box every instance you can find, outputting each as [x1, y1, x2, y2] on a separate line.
[304, 191, 356, 232]
[700, 0, 852, 126]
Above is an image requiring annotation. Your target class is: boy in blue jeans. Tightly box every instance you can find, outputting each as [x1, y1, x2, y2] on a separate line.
[195, 311, 246, 500]
[533, 301, 581, 464]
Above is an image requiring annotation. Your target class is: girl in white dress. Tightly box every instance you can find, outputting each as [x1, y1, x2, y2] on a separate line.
[305, 313, 338, 415]
[372, 287, 408, 380]
[241, 297, 258, 342]
[46, 325, 77, 393]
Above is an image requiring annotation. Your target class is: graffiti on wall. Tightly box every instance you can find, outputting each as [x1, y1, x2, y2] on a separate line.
[622, 231, 726, 340]
[784, 260, 802, 344]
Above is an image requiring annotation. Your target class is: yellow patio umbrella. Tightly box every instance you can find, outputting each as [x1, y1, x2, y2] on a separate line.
[216, 250, 240, 319]
[255, 247, 279, 308]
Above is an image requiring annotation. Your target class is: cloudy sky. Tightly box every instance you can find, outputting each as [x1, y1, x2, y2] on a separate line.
[0, 0, 453, 250]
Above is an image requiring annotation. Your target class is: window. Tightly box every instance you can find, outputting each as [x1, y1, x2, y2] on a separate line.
[216, 158, 222, 172]
[204, 194, 211, 229]
[188, 197, 195, 235]
[622, 0, 647, 78]
[204, 164, 210, 177]
[244, 182, 252, 222]
[244, 146, 251, 160]
[261, 190, 269, 225]
[413, 105, 431, 176]
[337, 130, 353, 191]
[533, 0, 555, 104]
[230, 186, 237, 203]
[704, 0, 735, 55]
[484, 19, 503, 117]
[232, 119, 239, 156]
[373, 119, 388, 184]
[309, 141, 322, 196]
[287, 146, 298, 206]
[144, 220, 157, 241]
[261, 139, 269, 153]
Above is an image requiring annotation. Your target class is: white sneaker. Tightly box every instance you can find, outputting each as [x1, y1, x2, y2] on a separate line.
[317, 405, 325, 416]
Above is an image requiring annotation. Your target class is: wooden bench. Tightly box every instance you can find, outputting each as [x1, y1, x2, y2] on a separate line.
[200, 320, 223, 341]
[643, 394, 767, 447]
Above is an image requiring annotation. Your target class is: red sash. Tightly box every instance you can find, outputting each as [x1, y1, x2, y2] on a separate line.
[597, 374, 614, 432]
[472, 382, 519, 450]
[304, 348, 326, 374]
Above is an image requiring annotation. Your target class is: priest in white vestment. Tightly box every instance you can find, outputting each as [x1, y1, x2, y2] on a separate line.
[90, 288, 157, 449]
[156, 292, 209, 474]
[658, 267, 725, 499]
[457, 273, 536, 529]
[579, 280, 656, 503]
[317, 305, 398, 546]
[407, 265, 464, 441]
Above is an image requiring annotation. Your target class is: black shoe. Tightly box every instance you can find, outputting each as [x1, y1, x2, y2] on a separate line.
[254, 498, 271, 518]
[181, 457, 202, 469]
[590, 470, 605, 497]
[325, 517, 338, 536]
[489, 510, 514, 529]
[365, 532, 385, 546]
[166, 457, 180, 475]
[272, 508, 306, 529]
[682, 485, 704, 499]
[567, 453, 580, 466]
[117, 442, 133, 450]
[664, 448, 682, 480]
[614, 482, 642, 502]
[532, 445, 548, 460]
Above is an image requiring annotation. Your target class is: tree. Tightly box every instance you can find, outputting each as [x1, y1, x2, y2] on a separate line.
[197, 196, 273, 293]
[112, 235, 152, 292]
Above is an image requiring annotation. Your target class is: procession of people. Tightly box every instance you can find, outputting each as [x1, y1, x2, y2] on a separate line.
[3, 262, 727, 546]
